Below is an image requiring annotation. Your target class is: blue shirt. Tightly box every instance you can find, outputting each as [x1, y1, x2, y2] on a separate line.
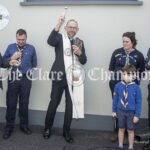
[3, 43, 37, 74]
[112, 80, 142, 118]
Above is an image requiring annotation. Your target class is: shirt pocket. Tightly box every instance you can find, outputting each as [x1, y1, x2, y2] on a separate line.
[22, 51, 33, 62]
[116, 56, 125, 67]
[129, 56, 137, 66]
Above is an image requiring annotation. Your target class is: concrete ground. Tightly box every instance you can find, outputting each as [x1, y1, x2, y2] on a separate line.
[0, 124, 145, 150]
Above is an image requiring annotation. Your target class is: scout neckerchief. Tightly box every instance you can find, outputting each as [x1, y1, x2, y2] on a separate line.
[15, 44, 26, 77]
[17, 44, 26, 67]
[120, 80, 135, 108]
[62, 33, 84, 119]
[125, 49, 134, 66]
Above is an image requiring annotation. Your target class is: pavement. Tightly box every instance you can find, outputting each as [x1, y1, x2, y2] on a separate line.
[0, 124, 145, 150]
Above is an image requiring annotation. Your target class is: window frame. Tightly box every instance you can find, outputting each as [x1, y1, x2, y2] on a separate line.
[20, 0, 143, 6]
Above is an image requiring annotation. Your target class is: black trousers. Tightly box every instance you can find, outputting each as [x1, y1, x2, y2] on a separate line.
[109, 79, 120, 131]
[5, 75, 32, 131]
[45, 78, 72, 132]
[148, 82, 150, 129]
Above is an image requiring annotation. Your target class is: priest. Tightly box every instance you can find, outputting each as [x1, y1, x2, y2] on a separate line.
[43, 13, 87, 143]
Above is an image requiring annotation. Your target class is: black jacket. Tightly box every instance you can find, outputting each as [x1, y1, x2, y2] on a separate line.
[0, 53, 10, 89]
[109, 47, 145, 79]
[47, 29, 87, 81]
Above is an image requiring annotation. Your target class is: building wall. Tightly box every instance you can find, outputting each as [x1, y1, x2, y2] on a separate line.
[0, 0, 149, 130]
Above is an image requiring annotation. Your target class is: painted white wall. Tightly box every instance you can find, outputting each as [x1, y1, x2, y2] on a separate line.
[0, 0, 150, 118]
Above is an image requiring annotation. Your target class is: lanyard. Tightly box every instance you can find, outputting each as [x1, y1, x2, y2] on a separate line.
[17, 45, 25, 64]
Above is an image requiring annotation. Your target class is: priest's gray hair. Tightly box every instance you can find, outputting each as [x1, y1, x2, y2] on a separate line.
[66, 19, 78, 27]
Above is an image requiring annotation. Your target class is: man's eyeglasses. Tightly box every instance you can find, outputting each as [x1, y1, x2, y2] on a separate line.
[17, 39, 26, 42]
[67, 26, 78, 30]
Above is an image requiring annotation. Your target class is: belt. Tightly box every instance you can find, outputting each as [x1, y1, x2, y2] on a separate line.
[10, 73, 32, 78]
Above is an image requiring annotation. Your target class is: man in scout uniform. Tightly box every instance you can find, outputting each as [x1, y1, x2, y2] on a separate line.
[3, 29, 37, 139]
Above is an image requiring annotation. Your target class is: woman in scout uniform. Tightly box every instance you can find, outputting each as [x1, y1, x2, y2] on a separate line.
[109, 32, 145, 142]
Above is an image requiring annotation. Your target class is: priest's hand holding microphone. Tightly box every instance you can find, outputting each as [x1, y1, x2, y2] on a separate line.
[72, 45, 82, 56]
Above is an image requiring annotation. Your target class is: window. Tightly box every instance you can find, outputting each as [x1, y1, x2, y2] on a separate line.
[20, 0, 143, 6]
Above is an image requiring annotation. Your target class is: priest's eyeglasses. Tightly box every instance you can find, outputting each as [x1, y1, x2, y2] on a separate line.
[67, 26, 78, 30]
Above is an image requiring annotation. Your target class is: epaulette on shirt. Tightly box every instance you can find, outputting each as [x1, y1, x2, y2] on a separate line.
[115, 53, 122, 57]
